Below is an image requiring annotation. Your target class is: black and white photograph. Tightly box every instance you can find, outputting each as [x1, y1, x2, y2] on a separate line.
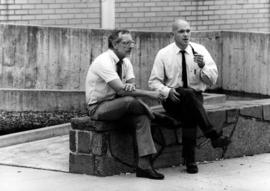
[0, 0, 269, 190]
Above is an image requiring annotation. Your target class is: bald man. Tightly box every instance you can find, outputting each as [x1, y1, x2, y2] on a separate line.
[149, 19, 231, 174]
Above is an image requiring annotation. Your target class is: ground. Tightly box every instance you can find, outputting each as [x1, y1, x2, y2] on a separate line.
[0, 135, 269, 191]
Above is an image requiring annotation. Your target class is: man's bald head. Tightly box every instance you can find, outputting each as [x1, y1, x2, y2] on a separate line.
[172, 19, 190, 32]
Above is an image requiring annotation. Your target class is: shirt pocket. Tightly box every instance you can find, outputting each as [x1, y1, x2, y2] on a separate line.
[189, 62, 201, 85]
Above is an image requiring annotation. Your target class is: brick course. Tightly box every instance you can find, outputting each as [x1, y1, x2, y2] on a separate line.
[115, 0, 270, 32]
[0, 1, 269, 32]
[0, 0, 101, 28]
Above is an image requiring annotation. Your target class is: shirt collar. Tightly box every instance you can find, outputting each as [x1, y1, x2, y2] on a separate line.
[107, 49, 121, 64]
[173, 42, 193, 55]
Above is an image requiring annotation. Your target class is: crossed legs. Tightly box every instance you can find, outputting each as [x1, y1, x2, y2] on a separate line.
[89, 96, 164, 179]
[162, 88, 230, 173]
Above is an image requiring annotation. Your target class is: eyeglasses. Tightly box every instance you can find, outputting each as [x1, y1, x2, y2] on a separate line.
[178, 29, 191, 34]
[120, 40, 136, 47]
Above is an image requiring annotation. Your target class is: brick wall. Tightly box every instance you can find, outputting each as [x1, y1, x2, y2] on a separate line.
[115, 0, 270, 32]
[0, 0, 269, 32]
[0, 0, 100, 28]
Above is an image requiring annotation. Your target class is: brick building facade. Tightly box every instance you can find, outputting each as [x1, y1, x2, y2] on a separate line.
[0, 0, 101, 28]
[0, 0, 269, 32]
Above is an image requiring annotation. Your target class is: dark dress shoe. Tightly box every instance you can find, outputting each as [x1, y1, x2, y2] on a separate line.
[136, 168, 164, 180]
[183, 158, 198, 174]
[211, 135, 231, 148]
[186, 162, 198, 174]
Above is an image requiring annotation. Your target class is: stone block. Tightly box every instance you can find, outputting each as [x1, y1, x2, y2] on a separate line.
[263, 104, 270, 121]
[69, 153, 95, 175]
[152, 127, 179, 146]
[71, 116, 117, 131]
[240, 105, 262, 119]
[69, 130, 76, 152]
[92, 132, 108, 156]
[109, 129, 136, 167]
[196, 142, 222, 162]
[162, 128, 179, 145]
[208, 110, 226, 131]
[225, 116, 270, 158]
[152, 145, 182, 169]
[226, 109, 239, 123]
[70, 116, 94, 130]
[94, 156, 133, 176]
[196, 124, 234, 161]
[78, 131, 92, 154]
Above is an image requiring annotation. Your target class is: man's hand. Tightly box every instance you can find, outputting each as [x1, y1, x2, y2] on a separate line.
[194, 53, 205, 68]
[168, 88, 181, 103]
[147, 91, 165, 101]
[123, 83, 136, 92]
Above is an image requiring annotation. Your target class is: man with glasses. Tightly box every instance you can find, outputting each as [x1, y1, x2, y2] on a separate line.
[149, 19, 231, 174]
[85, 30, 164, 180]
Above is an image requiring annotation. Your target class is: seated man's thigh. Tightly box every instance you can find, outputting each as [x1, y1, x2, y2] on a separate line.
[92, 96, 145, 120]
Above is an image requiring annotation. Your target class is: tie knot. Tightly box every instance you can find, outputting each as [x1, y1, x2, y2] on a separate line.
[180, 50, 186, 54]
[117, 59, 123, 66]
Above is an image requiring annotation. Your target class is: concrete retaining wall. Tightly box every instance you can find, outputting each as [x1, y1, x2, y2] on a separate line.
[1, 25, 269, 96]
[221, 31, 270, 95]
[0, 24, 222, 91]
[1, 24, 270, 133]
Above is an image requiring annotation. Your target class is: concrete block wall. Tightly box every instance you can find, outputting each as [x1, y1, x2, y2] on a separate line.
[0, 0, 100, 28]
[115, 0, 270, 32]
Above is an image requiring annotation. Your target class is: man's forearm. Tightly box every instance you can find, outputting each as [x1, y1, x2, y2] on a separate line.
[117, 89, 159, 100]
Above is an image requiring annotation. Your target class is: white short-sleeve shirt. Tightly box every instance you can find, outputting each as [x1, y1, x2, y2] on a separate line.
[85, 49, 135, 105]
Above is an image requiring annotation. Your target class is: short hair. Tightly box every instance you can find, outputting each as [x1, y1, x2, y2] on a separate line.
[108, 29, 130, 49]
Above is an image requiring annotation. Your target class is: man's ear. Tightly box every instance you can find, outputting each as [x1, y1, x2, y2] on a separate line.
[112, 40, 119, 49]
[169, 32, 174, 42]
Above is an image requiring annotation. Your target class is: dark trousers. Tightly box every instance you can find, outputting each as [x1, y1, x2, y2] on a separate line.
[162, 87, 214, 162]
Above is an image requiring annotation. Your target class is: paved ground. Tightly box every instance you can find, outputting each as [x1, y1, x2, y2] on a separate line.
[0, 135, 269, 191]
[0, 135, 69, 172]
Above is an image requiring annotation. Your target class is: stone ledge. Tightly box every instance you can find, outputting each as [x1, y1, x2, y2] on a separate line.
[69, 98, 270, 176]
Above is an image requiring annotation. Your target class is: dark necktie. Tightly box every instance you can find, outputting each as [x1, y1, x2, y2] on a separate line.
[116, 59, 123, 80]
[180, 50, 188, 88]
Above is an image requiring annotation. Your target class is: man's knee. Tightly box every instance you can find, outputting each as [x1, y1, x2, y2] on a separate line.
[183, 89, 197, 98]
[175, 88, 196, 98]
[120, 96, 137, 104]
[120, 96, 141, 108]
[117, 96, 151, 117]
[124, 97, 146, 111]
